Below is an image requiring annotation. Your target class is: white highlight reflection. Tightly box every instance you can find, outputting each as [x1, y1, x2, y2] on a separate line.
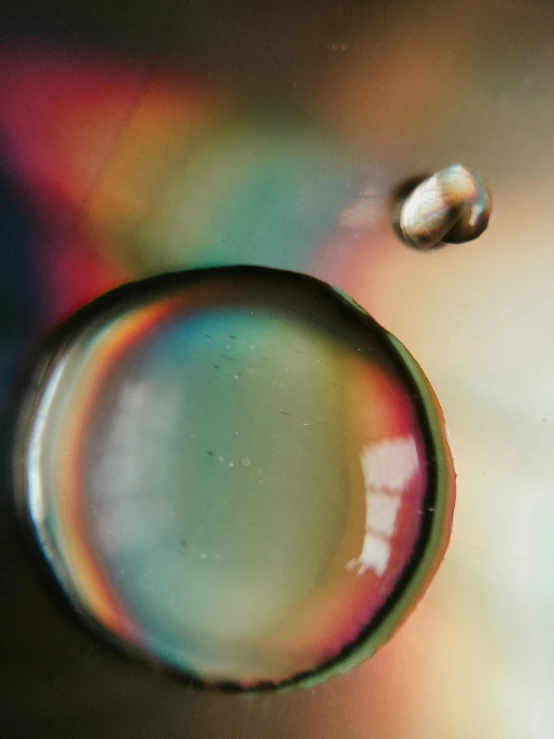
[360, 436, 419, 492]
[348, 436, 418, 576]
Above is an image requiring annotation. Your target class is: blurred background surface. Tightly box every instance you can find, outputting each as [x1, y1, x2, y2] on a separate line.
[1, 0, 554, 737]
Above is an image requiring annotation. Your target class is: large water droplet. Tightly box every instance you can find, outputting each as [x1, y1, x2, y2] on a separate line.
[16, 267, 454, 691]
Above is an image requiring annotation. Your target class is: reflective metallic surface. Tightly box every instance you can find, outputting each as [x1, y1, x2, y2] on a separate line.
[1, 1, 554, 737]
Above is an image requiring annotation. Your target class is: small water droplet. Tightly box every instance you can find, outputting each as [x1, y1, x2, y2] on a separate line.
[393, 164, 491, 250]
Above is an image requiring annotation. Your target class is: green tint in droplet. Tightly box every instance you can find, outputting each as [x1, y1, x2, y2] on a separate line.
[17, 267, 455, 691]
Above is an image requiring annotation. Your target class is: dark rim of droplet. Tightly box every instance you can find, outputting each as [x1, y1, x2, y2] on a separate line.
[13, 265, 445, 694]
[390, 174, 429, 246]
